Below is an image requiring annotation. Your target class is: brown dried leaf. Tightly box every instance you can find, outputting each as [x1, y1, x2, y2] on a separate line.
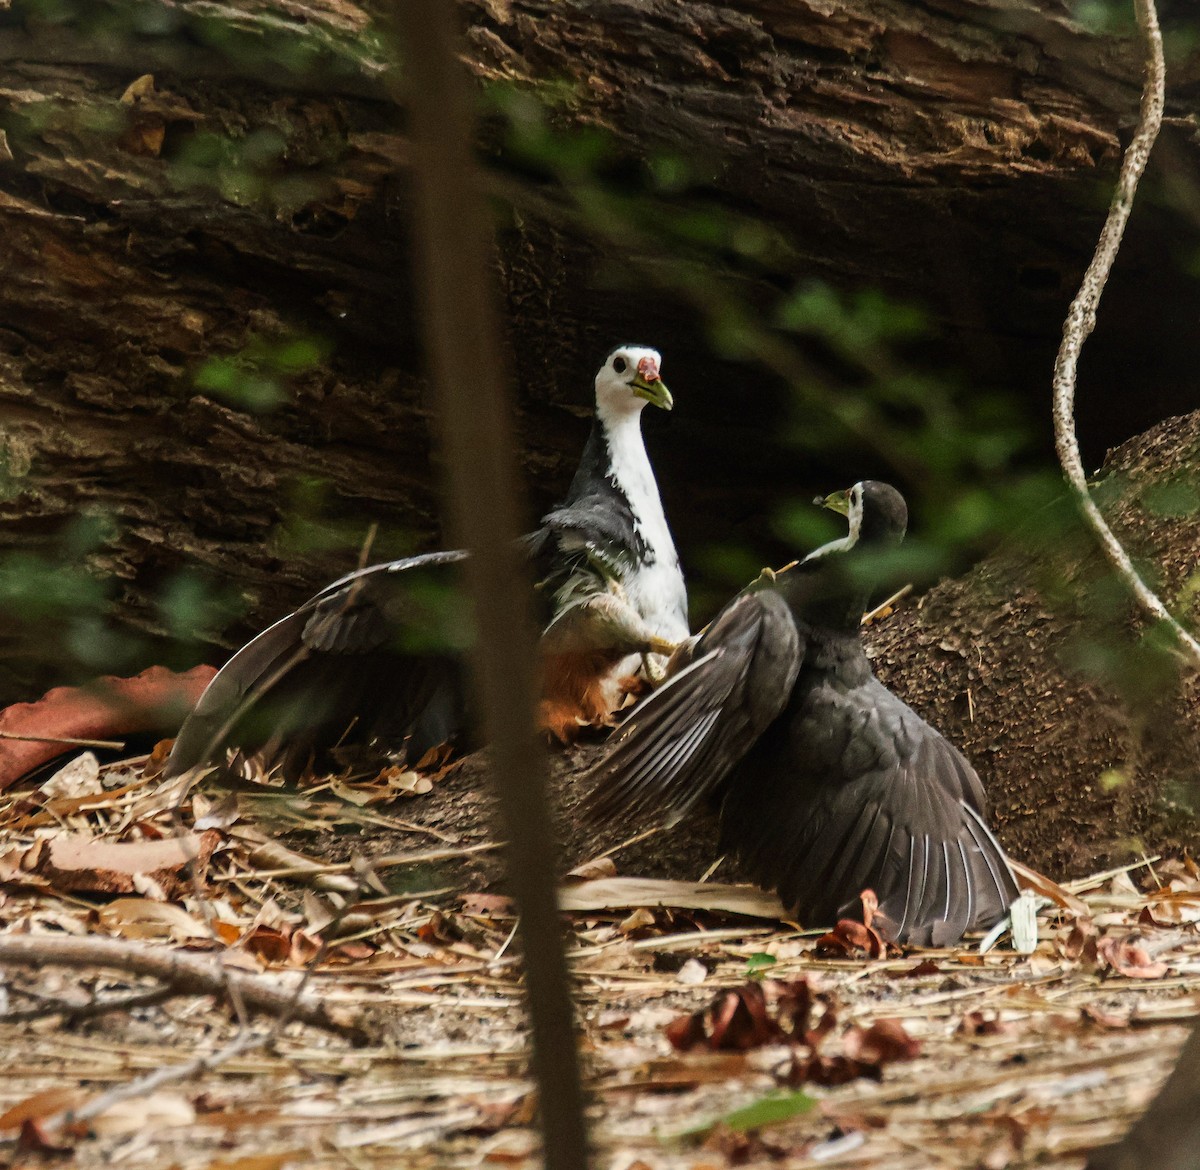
[618, 907, 657, 936]
[1061, 917, 1099, 963]
[558, 877, 786, 919]
[37, 829, 220, 899]
[786, 1052, 879, 1088]
[842, 1019, 921, 1064]
[241, 925, 292, 965]
[1096, 935, 1170, 979]
[90, 1091, 195, 1136]
[958, 1011, 1010, 1037]
[0, 1087, 87, 1132]
[666, 982, 783, 1053]
[564, 855, 619, 883]
[888, 959, 941, 979]
[460, 893, 516, 918]
[95, 896, 211, 942]
[814, 917, 888, 959]
[1008, 857, 1090, 916]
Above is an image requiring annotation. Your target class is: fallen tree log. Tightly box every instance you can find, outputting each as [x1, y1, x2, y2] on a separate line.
[1, 0, 1199, 704]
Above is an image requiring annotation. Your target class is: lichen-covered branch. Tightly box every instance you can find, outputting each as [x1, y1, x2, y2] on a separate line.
[1051, 0, 1200, 668]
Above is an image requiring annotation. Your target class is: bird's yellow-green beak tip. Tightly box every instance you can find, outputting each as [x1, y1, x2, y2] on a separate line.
[818, 489, 851, 516]
[633, 375, 673, 410]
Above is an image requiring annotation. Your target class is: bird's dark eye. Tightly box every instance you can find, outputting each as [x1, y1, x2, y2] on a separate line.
[612, 356, 628, 374]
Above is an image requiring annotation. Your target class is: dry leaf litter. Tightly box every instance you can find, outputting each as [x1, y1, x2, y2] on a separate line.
[0, 746, 1196, 1168]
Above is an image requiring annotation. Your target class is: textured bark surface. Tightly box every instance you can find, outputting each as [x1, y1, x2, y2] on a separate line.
[1, 0, 1199, 705]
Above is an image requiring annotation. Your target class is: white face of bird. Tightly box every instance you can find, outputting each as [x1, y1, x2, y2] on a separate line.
[818, 482, 865, 548]
[800, 482, 866, 563]
[594, 346, 673, 422]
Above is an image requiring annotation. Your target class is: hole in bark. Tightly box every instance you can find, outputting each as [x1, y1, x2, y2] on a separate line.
[708, 45, 745, 79]
[1025, 137, 1056, 163]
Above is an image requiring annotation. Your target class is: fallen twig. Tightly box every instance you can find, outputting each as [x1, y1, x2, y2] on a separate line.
[0, 935, 367, 1040]
[0, 730, 125, 750]
[49, 1027, 265, 1133]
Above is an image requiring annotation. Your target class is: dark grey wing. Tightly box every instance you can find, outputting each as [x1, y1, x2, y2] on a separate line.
[585, 590, 803, 825]
[534, 495, 643, 578]
[164, 550, 470, 779]
[721, 679, 1018, 946]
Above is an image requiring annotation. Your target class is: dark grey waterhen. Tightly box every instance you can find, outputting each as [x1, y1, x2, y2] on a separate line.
[586, 480, 1018, 946]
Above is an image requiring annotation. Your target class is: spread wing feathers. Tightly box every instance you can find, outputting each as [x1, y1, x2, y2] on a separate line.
[540, 498, 643, 564]
[720, 701, 1019, 946]
[163, 550, 469, 779]
[586, 591, 803, 825]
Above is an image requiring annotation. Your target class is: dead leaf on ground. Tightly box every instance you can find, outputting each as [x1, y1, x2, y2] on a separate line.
[39, 752, 102, 799]
[1009, 858, 1090, 916]
[94, 896, 212, 942]
[842, 1019, 921, 1064]
[618, 907, 657, 936]
[36, 829, 222, 899]
[0, 1087, 88, 1132]
[558, 877, 786, 919]
[90, 1091, 196, 1135]
[815, 891, 892, 958]
[1096, 935, 1170, 979]
[565, 855, 619, 883]
[460, 893, 516, 918]
[667, 981, 780, 1052]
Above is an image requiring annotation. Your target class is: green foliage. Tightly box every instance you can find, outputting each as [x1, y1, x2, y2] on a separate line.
[194, 333, 330, 412]
[682, 1089, 816, 1138]
[0, 512, 138, 675]
[1068, 0, 1137, 35]
[744, 952, 777, 978]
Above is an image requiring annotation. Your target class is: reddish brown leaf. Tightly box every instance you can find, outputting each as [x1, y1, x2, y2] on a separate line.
[842, 1019, 921, 1064]
[774, 979, 814, 1040]
[1096, 935, 1169, 979]
[958, 1011, 1010, 1037]
[36, 829, 220, 899]
[665, 1011, 709, 1052]
[17, 1117, 75, 1154]
[459, 893, 515, 918]
[0, 1088, 86, 1132]
[888, 959, 941, 979]
[814, 917, 888, 959]
[0, 665, 216, 791]
[1061, 918, 1099, 963]
[241, 926, 292, 964]
[709, 983, 777, 1050]
[786, 1052, 880, 1088]
[332, 940, 376, 962]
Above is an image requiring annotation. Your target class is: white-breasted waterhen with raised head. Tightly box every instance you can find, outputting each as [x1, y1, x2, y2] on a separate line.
[164, 345, 689, 780]
[586, 480, 1019, 947]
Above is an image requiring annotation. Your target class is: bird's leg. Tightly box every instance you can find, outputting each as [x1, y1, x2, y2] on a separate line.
[640, 651, 665, 684]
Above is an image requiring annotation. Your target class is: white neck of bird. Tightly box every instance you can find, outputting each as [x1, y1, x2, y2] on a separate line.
[600, 406, 676, 562]
[800, 497, 864, 565]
